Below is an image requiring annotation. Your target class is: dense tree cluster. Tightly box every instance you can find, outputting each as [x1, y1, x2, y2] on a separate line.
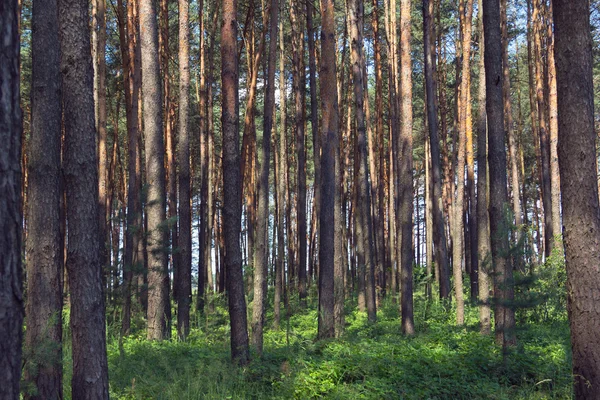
[1, 0, 600, 398]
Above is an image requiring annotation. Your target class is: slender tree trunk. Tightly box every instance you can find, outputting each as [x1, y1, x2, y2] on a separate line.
[176, 0, 192, 340]
[398, 0, 415, 335]
[533, 0, 553, 258]
[500, 0, 523, 272]
[58, 0, 110, 392]
[0, 1, 24, 397]
[476, 0, 491, 335]
[222, 0, 250, 364]
[483, 0, 515, 349]
[349, 0, 376, 323]
[553, 1, 600, 396]
[307, 0, 320, 288]
[252, 0, 277, 356]
[546, 1, 562, 254]
[318, 0, 339, 340]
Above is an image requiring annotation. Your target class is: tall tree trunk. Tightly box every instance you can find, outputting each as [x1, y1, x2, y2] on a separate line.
[398, 0, 415, 335]
[500, 0, 523, 271]
[553, 1, 600, 396]
[58, 0, 110, 393]
[453, 0, 474, 326]
[222, 0, 250, 364]
[252, 0, 277, 356]
[476, 0, 491, 335]
[318, 0, 339, 340]
[0, 1, 24, 397]
[118, 0, 143, 337]
[349, 0, 377, 323]
[372, 0, 387, 298]
[176, 0, 191, 340]
[307, 0, 320, 288]
[275, 6, 287, 329]
[290, 0, 308, 306]
[533, 0, 553, 258]
[483, 0, 515, 349]
[197, 0, 208, 315]
[94, 0, 109, 296]
[24, 0, 63, 396]
[140, 0, 169, 341]
[546, 0, 562, 254]
[424, 0, 451, 300]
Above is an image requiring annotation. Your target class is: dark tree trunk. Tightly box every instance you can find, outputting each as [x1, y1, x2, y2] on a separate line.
[0, 1, 24, 397]
[57, 0, 110, 393]
[222, 0, 250, 364]
[290, 0, 307, 306]
[423, 0, 450, 301]
[318, 0, 339, 340]
[483, 0, 515, 349]
[553, 0, 600, 396]
[140, 0, 169, 341]
[349, 0, 377, 323]
[24, 0, 63, 396]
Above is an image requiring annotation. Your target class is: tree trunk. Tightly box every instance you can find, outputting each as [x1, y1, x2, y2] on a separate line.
[140, 0, 169, 341]
[483, 0, 515, 349]
[546, 1, 562, 254]
[318, 0, 339, 340]
[307, 0, 320, 289]
[398, 0, 415, 335]
[533, 0, 553, 258]
[554, 1, 600, 396]
[423, 0, 451, 301]
[252, 0, 277, 356]
[476, 0, 491, 335]
[24, 0, 63, 396]
[58, 0, 110, 393]
[176, 0, 191, 340]
[0, 1, 24, 397]
[500, 0, 523, 272]
[222, 0, 250, 364]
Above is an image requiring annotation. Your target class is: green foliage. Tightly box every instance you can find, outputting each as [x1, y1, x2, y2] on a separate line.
[54, 295, 574, 399]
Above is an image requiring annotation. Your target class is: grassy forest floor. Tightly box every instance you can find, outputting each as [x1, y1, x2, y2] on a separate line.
[57, 280, 573, 400]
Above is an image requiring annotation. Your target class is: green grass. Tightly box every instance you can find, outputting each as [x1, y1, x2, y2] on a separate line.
[61, 296, 572, 400]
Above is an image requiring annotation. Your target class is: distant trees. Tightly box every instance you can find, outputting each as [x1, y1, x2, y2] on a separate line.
[8, 0, 600, 394]
[553, 0, 600, 397]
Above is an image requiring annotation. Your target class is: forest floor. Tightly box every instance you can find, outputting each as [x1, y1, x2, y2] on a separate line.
[62, 291, 572, 399]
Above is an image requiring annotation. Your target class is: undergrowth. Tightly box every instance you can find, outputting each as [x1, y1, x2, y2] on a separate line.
[57, 293, 573, 399]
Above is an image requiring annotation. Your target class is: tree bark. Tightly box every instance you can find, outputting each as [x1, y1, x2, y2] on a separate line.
[222, 0, 250, 364]
[176, 0, 192, 340]
[57, 0, 110, 393]
[398, 0, 415, 335]
[553, 1, 600, 396]
[140, 0, 169, 341]
[476, 0, 491, 335]
[483, 0, 515, 349]
[0, 1, 24, 397]
[24, 0, 63, 396]
[318, 0, 339, 340]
